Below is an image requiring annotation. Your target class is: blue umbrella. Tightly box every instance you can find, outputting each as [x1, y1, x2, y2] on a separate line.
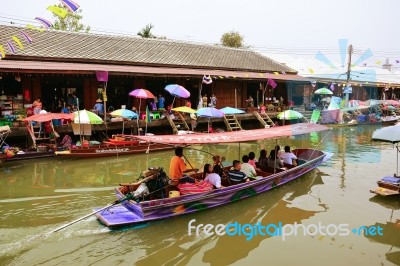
[196, 107, 225, 118]
[219, 106, 245, 115]
[196, 107, 225, 133]
[110, 109, 138, 119]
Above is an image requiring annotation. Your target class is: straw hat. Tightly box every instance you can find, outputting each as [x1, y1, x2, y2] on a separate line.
[96, 98, 103, 103]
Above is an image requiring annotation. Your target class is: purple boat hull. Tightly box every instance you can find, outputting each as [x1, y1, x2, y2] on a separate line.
[96, 149, 330, 228]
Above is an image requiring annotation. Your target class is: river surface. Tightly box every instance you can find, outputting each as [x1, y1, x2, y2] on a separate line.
[0, 125, 399, 266]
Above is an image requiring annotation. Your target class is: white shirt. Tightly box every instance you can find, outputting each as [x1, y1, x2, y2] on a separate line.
[205, 173, 222, 188]
[240, 163, 257, 178]
[280, 152, 297, 165]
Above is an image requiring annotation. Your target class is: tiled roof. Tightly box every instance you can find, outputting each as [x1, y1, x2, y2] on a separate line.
[0, 25, 296, 73]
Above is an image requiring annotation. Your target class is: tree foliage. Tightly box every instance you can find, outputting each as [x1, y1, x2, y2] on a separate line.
[51, 4, 90, 33]
[137, 24, 156, 38]
[220, 31, 244, 48]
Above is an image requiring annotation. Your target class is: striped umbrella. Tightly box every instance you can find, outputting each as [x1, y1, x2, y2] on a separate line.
[74, 110, 103, 124]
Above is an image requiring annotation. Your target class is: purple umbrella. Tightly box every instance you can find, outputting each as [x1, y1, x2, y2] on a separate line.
[164, 84, 190, 106]
[129, 89, 155, 134]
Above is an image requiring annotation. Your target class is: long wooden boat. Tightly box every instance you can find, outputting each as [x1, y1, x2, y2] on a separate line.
[55, 134, 175, 158]
[95, 123, 332, 228]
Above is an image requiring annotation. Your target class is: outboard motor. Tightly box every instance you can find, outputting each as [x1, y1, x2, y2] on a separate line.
[145, 167, 170, 199]
[133, 183, 149, 199]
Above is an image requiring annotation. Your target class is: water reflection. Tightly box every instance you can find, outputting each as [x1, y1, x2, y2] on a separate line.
[1, 125, 400, 265]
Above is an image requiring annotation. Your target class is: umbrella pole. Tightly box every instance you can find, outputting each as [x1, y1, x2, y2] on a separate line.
[77, 98, 83, 144]
[137, 100, 141, 135]
[397, 145, 399, 177]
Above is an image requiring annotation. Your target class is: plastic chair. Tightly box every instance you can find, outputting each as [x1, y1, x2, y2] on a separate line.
[153, 113, 161, 119]
[140, 113, 146, 120]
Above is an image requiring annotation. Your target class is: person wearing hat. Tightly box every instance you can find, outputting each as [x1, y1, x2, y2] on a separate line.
[94, 98, 104, 115]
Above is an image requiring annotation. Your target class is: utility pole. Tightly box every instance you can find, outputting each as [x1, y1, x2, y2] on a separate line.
[345, 44, 353, 106]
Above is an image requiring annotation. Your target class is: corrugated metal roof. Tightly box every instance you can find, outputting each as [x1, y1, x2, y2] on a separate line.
[0, 60, 309, 81]
[0, 25, 296, 73]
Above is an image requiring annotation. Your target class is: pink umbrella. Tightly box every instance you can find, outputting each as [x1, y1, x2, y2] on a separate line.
[129, 89, 156, 134]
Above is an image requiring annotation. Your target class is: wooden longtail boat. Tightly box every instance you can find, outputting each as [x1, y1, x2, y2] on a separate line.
[95, 123, 332, 228]
[55, 134, 175, 158]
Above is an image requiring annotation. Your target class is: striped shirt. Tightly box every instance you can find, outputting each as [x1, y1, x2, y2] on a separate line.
[228, 169, 247, 183]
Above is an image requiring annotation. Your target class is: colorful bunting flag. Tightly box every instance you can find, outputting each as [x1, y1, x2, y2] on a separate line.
[375, 60, 382, 65]
[12, 36, 24, 50]
[27, 24, 45, 32]
[273, 72, 280, 75]
[281, 71, 286, 74]
[329, 83, 335, 91]
[219, 76, 224, 79]
[267, 78, 277, 89]
[395, 60, 400, 64]
[6, 42, 15, 54]
[308, 68, 315, 74]
[0, 45, 5, 59]
[60, 0, 80, 12]
[47, 5, 68, 18]
[202, 75, 213, 84]
[35, 17, 53, 29]
[20, 31, 33, 44]
[258, 73, 264, 77]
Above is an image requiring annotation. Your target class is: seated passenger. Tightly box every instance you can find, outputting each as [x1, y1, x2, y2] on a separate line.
[258, 149, 268, 168]
[241, 155, 257, 179]
[248, 152, 257, 168]
[205, 165, 224, 189]
[280, 145, 298, 166]
[228, 160, 250, 184]
[202, 163, 213, 179]
[267, 149, 284, 169]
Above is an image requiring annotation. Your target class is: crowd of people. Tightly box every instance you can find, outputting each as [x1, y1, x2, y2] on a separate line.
[167, 145, 298, 195]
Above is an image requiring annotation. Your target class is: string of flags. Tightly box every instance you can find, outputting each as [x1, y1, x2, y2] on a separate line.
[0, 0, 80, 59]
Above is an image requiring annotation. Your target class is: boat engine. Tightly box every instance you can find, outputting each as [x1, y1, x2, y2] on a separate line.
[133, 183, 149, 199]
[145, 167, 170, 198]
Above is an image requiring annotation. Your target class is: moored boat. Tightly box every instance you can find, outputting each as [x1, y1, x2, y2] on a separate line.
[55, 134, 175, 158]
[94, 123, 332, 228]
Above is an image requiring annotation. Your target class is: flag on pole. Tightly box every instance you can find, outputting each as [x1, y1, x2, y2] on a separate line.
[202, 75, 213, 84]
[35, 17, 53, 29]
[267, 78, 277, 89]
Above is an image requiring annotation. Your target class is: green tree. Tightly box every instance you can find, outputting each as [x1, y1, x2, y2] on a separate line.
[137, 24, 156, 38]
[51, 4, 90, 33]
[220, 31, 244, 48]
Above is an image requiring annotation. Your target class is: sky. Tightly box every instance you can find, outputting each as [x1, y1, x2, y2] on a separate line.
[1, 0, 400, 66]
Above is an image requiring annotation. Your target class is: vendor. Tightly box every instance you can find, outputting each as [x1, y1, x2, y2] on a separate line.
[93, 99, 104, 115]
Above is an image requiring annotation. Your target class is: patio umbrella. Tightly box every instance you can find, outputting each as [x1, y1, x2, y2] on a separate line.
[196, 107, 225, 118]
[196, 107, 225, 133]
[164, 84, 190, 106]
[372, 125, 400, 176]
[172, 106, 196, 113]
[129, 88, 155, 134]
[277, 110, 304, 125]
[111, 109, 138, 134]
[219, 106, 245, 115]
[73, 110, 103, 124]
[372, 124, 400, 144]
[110, 109, 138, 119]
[277, 110, 304, 120]
[314, 87, 333, 95]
